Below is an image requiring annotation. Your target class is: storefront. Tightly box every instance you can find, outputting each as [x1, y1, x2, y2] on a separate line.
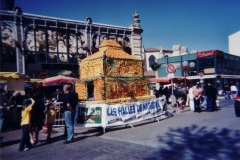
[156, 50, 240, 93]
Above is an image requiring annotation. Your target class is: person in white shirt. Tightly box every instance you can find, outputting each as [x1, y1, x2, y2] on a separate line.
[188, 85, 196, 111]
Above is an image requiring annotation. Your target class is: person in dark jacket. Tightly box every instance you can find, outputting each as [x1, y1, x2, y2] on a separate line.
[154, 89, 160, 98]
[62, 85, 76, 144]
[204, 83, 216, 112]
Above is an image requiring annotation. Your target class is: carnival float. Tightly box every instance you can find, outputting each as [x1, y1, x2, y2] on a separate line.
[76, 40, 152, 103]
[74, 40, 167, 132]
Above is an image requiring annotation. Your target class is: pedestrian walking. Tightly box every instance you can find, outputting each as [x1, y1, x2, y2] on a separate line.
[18, 98, 35, 152]
[44, 103, 60, 143]
[62, 85, 76, 144]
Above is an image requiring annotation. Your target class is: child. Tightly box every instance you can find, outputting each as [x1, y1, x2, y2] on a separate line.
[19, 98, 35, 152]
[44, 103, 60, 142]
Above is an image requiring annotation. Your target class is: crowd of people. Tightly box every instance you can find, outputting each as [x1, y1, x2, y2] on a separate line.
[153, 82, 218, 112]
[186, 83, 218, 112]
[0, 83, 79, 152]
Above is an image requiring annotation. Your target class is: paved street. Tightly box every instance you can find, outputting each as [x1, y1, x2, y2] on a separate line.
[1, 98, 240, 160]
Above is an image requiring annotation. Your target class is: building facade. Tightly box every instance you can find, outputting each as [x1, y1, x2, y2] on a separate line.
[157, 50, 240, 92]
[143, 44, 196, 79]
[228, 30, 240, 56]
[0, 6, 143, 78]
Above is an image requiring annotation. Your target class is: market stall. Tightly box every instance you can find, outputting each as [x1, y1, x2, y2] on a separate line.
[0, 72, 29, 92]
[42, 75, 77, 87]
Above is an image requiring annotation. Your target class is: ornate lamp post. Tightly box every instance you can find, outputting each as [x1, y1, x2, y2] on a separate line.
[182, 61, 195, 94]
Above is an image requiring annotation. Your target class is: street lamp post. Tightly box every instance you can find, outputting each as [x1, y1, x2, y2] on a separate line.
[182, 61, 195, 94]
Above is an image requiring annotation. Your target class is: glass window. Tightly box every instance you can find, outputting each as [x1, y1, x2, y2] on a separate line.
[198, 59, 206, 68]
[205, 58, 214, 67]
[216, 58, 222, 67]
[1, 50, 16, 63]
[58, 53, 68, 63]
[36, 28, 46, 52]
[48, 53, 57, 63]
[92, 34, 99, 54]
[47, 29, 57, 52]
[58, 29, 67, 53]
[69, 53, 79, 64]
[25, 51, 35, 64]
[36, 52, 47, 63]
[1, 23, 16, 51]
[148, 55, 156, 67]
[69, 32, 77, 53]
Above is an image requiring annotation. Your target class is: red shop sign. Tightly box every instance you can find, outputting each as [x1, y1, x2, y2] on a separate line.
[197, 50, 215, 58]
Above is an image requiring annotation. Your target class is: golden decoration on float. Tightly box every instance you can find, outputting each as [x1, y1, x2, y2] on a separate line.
[76, 40, 152, 104]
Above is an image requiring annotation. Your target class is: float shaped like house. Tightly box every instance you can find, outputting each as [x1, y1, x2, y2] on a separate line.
[75, 40, 152, 104]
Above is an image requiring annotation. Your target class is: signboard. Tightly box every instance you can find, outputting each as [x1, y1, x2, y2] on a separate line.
[75, 104, 107, 127]
[168, 73, 175, 79]
[75, 98, 167, 128]
[7, 78, 25, 91]
[166, 63, 176, 74]
[197, 50, 224, 58]
[204, 68, 215, 74]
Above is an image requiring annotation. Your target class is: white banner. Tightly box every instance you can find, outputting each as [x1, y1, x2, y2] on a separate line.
[75, 97, 167, 128]
[106, 98, 166, 127]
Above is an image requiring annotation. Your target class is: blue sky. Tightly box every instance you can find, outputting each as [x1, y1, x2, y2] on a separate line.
[15, 0, 240, 53]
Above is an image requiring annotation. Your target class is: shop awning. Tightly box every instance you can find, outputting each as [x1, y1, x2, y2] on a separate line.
[186, 75, 216, 80]
[220, 75, 240, 79]
[148, 77, 188, 84]
[27, 79, 44, 84]
[0, 72, 30, 81]
[148, 77, 170, 83]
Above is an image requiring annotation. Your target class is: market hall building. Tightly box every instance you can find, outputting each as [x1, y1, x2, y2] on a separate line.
[155, 50, 240, 93]
[0, 3, 144, 79]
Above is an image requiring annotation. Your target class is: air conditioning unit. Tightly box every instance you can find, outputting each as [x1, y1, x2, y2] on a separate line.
[172, 45, 180, 51]
[190, 50, 198, 54]
[181, 46, 188, 53]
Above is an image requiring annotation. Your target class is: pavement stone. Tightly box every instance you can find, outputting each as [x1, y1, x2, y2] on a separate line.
[0, 96, 226, 159]
[1, 129, 164, 160]
[0, 115, 175, 160]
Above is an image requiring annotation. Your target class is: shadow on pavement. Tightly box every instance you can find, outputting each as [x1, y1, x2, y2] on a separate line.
[0, 139, 20, 148]
[0, 127, 104, 148]
[103, 112, 174, 133]
[199, 106, 221, 112]
[145, 124, 240, 160]
[33, 135, 94, 148]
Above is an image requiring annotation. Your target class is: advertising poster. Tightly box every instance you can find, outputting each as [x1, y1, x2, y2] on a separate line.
[75, 104, 107, 127]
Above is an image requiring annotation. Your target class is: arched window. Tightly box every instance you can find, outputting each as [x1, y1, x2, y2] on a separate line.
[149, 55, 156, 67]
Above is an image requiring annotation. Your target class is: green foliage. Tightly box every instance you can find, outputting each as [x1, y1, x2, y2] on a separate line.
[151, 62, 161, 71]
[106, 58, 116, 68]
